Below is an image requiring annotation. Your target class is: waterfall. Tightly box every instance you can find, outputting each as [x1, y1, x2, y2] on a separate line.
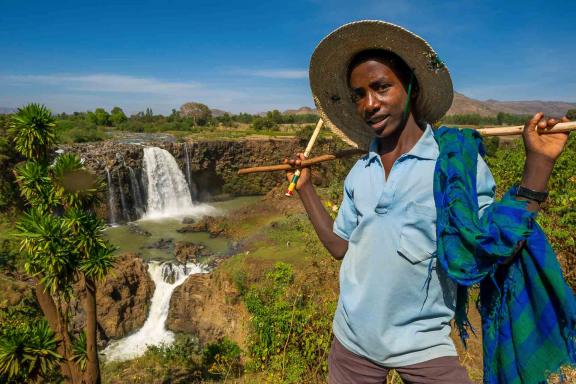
[128, 167, 145, 218]
[116, 170, 129, 222]
[102, 261, 206, 362]
[184, 143, 192, 193]
[143, 147, 195, 218]
[105, 168, 117, 225]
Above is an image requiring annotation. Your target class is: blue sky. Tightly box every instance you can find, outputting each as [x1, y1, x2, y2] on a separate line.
[1, 0, 574, 114]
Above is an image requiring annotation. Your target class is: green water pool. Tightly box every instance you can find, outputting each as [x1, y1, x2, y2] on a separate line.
[104, 196, 260, 261]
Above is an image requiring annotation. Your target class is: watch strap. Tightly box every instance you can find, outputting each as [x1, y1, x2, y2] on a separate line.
[516, 185, 548, 203]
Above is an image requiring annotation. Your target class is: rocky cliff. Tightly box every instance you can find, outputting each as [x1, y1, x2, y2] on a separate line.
[61, 137, 342, 223]
[96, 253, 155, 341]
[166, 270, 249, 349]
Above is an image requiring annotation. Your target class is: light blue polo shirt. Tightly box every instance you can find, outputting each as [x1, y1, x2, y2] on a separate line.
[332, 125, 495, 367]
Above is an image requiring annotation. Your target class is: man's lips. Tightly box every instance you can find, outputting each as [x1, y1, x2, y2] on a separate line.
[367, 115, 390, 130]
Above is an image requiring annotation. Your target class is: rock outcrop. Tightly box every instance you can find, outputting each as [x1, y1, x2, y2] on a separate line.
[176, 216, 225, 238]
[174, 241, 213, 265]
[166, 271, 248, 348]
[96, 253, 155, 340]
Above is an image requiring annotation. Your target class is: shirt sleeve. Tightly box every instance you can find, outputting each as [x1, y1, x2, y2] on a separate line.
[333, 174, 357, 241]
[477, 155, 496, 217]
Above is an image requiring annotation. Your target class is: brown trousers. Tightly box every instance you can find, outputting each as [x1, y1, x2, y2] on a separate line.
[328, 337, 473, 384]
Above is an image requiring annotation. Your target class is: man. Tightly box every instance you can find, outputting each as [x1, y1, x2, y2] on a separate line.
[285, 21, 574, 383]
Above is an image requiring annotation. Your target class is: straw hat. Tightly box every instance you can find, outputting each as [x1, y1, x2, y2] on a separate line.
[309, 20, 453, 150]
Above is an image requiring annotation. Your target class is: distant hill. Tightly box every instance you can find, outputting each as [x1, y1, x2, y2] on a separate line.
[210, 108, 229, 117]
[447, 92, 576, 117]
[283, 106, 317, 115]
[0, 107, 16, 114]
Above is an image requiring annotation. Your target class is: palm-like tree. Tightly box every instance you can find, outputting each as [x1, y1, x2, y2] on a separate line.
[5, 103, 115, 384]
[10, 103, 55, 164]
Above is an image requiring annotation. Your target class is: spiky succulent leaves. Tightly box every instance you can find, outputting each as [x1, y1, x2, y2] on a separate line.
[65, 208, 115, 281]
[10, 103, 55, 164]
[14, 161, 57, 212]
[0, 320, 61, 382]
[16, 208, 79, 296]
[71, 332, 87, 371]
[51, 153, 104, 210]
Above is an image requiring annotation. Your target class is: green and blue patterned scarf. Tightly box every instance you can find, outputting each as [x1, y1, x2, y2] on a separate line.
[433, 127, 576, 384]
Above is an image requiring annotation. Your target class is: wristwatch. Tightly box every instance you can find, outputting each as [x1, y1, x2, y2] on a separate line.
[516, 185, 548, 203]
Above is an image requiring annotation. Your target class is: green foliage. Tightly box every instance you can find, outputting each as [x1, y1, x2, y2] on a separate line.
[566, 109, 576, 120]
[0, 320, 61, 383]
[10, 103, 55, 163]
[244, 262, 334, 383]
[295, 124, 316, 141]
[202, 337, 243, 379]
[252, 116, 278, 131]
[0, 115, 20, 211]
[482, 136, 500, 157]
[110, 106, 128, 125]
[102, 334, 242, 383]
[56, 121, 106, 143]
[496, 112, 532, 126]
[72, 332, 87, 371]
[87, 108, 111, 126]
[14, 161, 56, 212]
[9, 104, 116, 382]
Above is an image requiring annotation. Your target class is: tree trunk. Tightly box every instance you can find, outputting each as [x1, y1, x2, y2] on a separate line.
[82, 276, 100, 384]
[35, 284, 82, 383]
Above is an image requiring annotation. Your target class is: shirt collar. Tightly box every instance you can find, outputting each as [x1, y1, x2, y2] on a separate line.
[366, 124, 439, 163]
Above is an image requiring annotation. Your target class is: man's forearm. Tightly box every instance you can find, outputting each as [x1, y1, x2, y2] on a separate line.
[297, 184, 348, 260]
[518, 155, 555, 212]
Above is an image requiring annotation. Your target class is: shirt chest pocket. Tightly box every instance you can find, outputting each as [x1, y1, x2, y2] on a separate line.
[397, 203, 437, 264]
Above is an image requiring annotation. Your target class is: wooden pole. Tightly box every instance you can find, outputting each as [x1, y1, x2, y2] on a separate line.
[238, 149, 365, 175]
[285, 119, 323, 196]
[239, 121, 576, 175]
[476, 121, 576, 136]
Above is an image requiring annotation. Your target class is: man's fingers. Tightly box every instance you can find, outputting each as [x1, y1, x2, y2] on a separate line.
[527, 112, 544, 128]
[561, 116, 570, 123]
[542, 118, 558, 131]
[537, 119, 548, 130]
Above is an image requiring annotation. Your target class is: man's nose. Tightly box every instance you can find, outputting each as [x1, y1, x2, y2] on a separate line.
[364, 90, 380, 114]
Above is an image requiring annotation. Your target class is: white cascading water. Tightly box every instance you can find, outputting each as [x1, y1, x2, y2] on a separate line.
[102, 262, 206, 362]
[142, 147, 216, 218]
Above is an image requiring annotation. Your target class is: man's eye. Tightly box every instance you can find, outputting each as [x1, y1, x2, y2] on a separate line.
[376, 84, 390, 92]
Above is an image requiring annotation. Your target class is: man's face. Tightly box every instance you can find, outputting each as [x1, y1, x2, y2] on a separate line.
[349, 59, 410, 139]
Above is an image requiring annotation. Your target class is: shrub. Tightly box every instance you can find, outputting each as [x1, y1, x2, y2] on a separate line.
[244, 262, 335, 383]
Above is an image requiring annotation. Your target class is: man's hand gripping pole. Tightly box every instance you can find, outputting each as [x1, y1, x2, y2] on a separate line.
[286, 119, 324, 196]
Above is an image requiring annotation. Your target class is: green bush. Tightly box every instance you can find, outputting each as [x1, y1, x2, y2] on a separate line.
[202, 337, 242, 379]
[244, 262, 334, 383]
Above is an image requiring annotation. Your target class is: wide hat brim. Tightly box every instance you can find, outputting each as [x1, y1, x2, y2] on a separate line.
[309, 20, 453, 151]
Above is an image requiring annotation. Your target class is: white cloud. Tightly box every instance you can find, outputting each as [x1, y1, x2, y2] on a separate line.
[231, 69, 308, 79]
[2, 74, 201, 94]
